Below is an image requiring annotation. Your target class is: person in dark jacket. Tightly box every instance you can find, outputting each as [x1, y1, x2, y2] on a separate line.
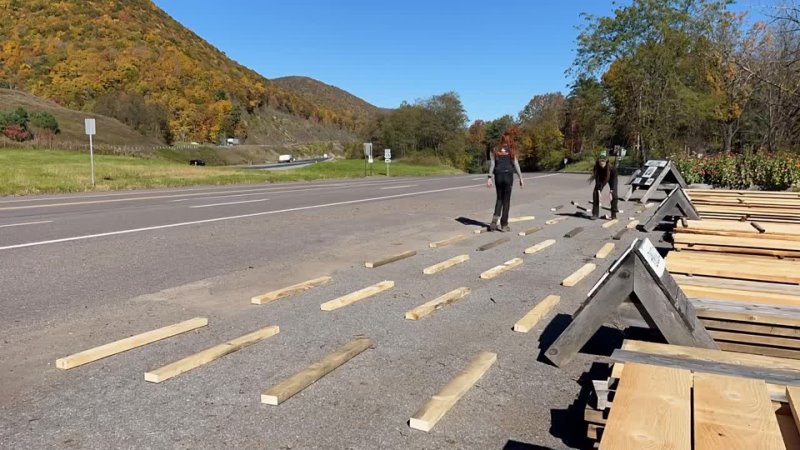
[487, 132, 524, 231]
[589, 152, 618, 220]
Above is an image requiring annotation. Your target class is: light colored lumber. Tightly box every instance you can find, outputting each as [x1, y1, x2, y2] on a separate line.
[56, 317, 208, 370]
[480, 258, 523, 280]
[524, 239, 556, 254]
[409, 351, 496, 432]
[320, 281, 394, 311]
[626, 219, 639, 229]
[701, 318, 800, 338]
[545, 216, 568, 225]
[513, 295, 561, 333]
[675, 274, 800, 297]
[508, 215, 535, 223]
[365, 250, 416, 268]
[672, 233, 800, 252]
[473, 227, 487, 234]
[622, 340, 800, 372]
[251, 276, 332, 305]
[666, 251, 800, 284]
[789, 387, 800, 434]
[709, 329, 800, 349]
[144, 325, 279, 383]
[595, 243, 615, 259]
[423, 254, 469, 275]
[518, 225, 543, 236]
[717, 342, 800, 360]
[694, 372, 785, 450]
[599, 363, 692, 450]
[261, 337, 373, 405]
[674, 243, 800, 258]
[679, 219, 800, 237]
[562, 263, 596, 287]
[405, 287, 471, 320]
[601, 219, 618, 229]
[429, 235, 466, 248]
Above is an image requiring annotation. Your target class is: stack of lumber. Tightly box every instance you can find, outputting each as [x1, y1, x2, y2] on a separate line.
[673, 219, 800, 258]
[585, 340, 800, 449]
[687, 189, 800, 223]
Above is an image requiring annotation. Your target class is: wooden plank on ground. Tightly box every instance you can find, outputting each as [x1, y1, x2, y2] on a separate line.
[595, 243, 615, 259]
[405, 287, 471, 320]
[365, 250, 416, 268]
[626, 220, 640, 229]
[477, 237, 510, 251]
[599, 363, 691, 450]
[613, 229, 629, 241]
[564, 227, 584, 238]
[508, 216, 535, 223]
[788, 386, 800, 433]
[518, 226, 543, 236]
[601, 219, 618, 229]
[429, 235, 466, 248]
[251, 276, 332, 305]
[320, 281, 395, 311]
[513, 295, 561, 333]
[57, 317, 209, 370]
[261, 337, 373, 405]
[480, 258, 523, 280]
[545, 216, 569, 225]
[144, 325, 279, 383]
[409, 351, 496, 432]
[423, 255, 469, 275]
[524, 239, 556, 254]
[562, 263, 596, 287]
[694, 372, 785, 450]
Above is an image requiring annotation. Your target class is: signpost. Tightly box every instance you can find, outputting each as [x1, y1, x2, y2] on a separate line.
[363, 143, 373, 176]
[85, 118, 96, 186]
[623, 159, 687, 204]
[384, 149, 391, 177]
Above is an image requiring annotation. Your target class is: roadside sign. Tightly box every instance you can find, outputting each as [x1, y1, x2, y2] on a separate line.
[85, 118, 96, 136]
[363, 143, 372, 158]
[384, 149, 391, 162]
[368, 155, 373, 164]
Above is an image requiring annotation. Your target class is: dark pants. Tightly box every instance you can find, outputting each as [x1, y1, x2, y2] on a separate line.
[493, 172, 513, 225]
[592, 182, 619, 218]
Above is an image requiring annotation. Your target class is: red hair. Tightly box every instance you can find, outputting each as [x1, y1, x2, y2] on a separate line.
[495, 132, 517, 159]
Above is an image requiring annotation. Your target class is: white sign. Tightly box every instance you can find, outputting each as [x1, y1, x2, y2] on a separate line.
[363, 143, 372, 158]
[85, 118, 96, 136]
[368, 155, 373, 164]
[637, 238, 666, 277]
[642, 167, 657, 178]
[384, 149, 391, 161]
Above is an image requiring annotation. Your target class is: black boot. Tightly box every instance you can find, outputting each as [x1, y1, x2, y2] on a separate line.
[489, 216, 499, 231]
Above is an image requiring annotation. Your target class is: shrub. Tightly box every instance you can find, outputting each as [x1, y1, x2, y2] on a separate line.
[675, 152, 800, 191]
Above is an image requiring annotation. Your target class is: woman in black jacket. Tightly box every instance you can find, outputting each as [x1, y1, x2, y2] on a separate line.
[589, 153, 618, 220]
[487, 132, 524, 231]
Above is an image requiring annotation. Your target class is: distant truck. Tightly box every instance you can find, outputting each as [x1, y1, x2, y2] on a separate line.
[278, 154, 294, 163]
[226, 138, 240, 146]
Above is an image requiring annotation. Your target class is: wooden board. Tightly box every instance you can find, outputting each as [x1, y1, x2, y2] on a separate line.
[679, 219, 800, 237]
[708, 330, 800, 349]
[613, 229, 629, 240]
[595, 243, 615, 259]
[405, 287, 471, 320]
[429, 235, 466, 248]
[621, 340, 800, 372]
[545, 216, 569, 225]
[682, 284, 800, 308]
[562, 263, 596, 287]
[788, 386, 800, 433]
[365, 250, 417, 268]
[601, 219, 618, 229]
[674, 243, 800, 259]
[144, 325, 279, 383]
[477, 237, 510, 251]
[675, 274, 800, 297]
[717, 342, 800, 360]
[673, 233, 800, 252]
[701, 318, 800, 339]
[251, 276, 332, 305]
[423, 255, 469, 275]
[57, 317, 208, 370]
[518, 226, 543, 236]
[320, 281, 394, 311]
[513, 295, 561, 333]
[480, 258, 523, 280]
[626, 220, 640, 229]
[409, 351, 496, 432]
[564, 227, 584, 238]
[261, 337, 372, 405]
[524, 239, 556, 254]
[693, 372, 785, 450]
[508, 216, 535, 223]
[665, 251, 800, 284]
[599, 363, 692, 450]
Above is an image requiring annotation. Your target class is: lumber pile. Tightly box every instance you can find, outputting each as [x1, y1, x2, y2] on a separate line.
[585, 340, 800, 449]
[687, 189, 800, 223]
[673, 219, 800, 258]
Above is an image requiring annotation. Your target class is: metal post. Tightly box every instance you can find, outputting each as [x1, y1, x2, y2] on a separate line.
[89, 133, 95, 187]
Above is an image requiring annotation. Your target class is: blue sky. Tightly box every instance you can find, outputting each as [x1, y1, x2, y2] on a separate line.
[153, 0, 766, 123]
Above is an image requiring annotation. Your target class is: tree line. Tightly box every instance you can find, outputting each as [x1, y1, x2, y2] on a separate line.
[363, 0, 800, 171]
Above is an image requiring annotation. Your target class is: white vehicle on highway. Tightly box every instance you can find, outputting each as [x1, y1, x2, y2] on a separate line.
[278, 154, 294, 163]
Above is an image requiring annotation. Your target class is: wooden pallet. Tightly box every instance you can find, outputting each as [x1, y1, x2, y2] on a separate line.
[586, 341, 800, 448]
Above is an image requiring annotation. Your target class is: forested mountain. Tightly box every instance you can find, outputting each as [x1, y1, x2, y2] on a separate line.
[273, 76, 387, 126]
[0, 0, 377, 144]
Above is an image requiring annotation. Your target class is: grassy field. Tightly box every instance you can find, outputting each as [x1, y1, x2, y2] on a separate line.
[0, 149, 463, 196]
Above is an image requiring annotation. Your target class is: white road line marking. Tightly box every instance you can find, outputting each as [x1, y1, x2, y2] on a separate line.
[0, 173, 560, 252]
[190, 198, 271, 208]
[471, 177, 484, 181]
[379, 184, 418, 190]
[171, 191, 278, 202]
[0, 220, 53, 228]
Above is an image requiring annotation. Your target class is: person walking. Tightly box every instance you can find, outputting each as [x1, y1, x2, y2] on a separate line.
[487, 132, 524, 231]
[589, 151, 618, 220]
